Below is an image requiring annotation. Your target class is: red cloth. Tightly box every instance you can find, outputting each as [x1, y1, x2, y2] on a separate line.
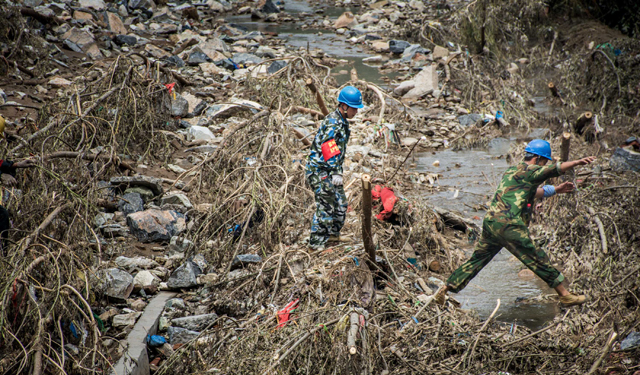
[372, 185, 398, 221]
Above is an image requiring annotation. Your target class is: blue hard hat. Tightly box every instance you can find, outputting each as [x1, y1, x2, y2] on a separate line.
[525, 139, 552, 160]
[338, 86, 364, 109]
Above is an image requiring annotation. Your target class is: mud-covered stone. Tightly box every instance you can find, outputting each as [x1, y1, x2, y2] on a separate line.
[171, 93, 189, 117]
[127, 209, 186, 242]
[167, 260, 202, 289]
[94, 268, 134, 300]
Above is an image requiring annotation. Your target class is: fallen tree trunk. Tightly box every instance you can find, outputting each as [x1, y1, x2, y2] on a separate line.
[433, 206, 478, 232]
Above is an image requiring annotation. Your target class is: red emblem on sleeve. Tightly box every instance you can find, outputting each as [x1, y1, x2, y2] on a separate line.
[321, 139, 341, 161]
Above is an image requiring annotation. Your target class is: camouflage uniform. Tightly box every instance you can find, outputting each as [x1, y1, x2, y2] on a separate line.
[446, 162, 566, 292]
[306, 109, 350, 248]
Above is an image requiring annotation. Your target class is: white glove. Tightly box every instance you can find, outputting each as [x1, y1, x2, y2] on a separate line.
[331, 174, 343, 186]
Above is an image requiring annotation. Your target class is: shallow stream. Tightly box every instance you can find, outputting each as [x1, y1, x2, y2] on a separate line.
[229, 0, 559, 330]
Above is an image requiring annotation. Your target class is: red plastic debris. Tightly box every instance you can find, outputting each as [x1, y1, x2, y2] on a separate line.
[277, 298, 299, 328]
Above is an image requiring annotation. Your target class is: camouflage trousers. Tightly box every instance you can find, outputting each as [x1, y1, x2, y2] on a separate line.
[446, 219, 564, 293]
[306, 171, 348, 248]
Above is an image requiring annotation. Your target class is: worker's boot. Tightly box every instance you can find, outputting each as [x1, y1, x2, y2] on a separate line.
[327, 235, 352, 243]
[434, 286, 448, 306]
[559, 293, 587, 307]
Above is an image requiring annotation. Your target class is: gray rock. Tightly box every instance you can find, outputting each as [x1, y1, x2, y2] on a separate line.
[191, 101, 207, 117]
[168, 326, 200, 344]
[124, 187, 154, 202]
[117, 192, 144, 215]
[389, 40, 410, 54]
[401, 44, 430, 62]
[95, 268, 134, 300]
[161, 192, 193, 209]
[112, 312, 142, 328]
[24, 0, 43, 7]
[171, 93, 189, 118]
[94, 212, 114, 227]
[259, 0, 280, 14]
[169, 236, 193, 252]
[620, 331, 640, 350]
[527, 128, 551, 140]
[113, 34, 137, 46]
[165, 55, 185, 68]
[393, 80, 415, 96]
[403, 65, 438, 99]
[610, 147, 640, 172]
[191, 254, 208, 274]
[111, 175, 164, 196]
[458, 114, 482, 127]
[115, 256, 160, 270]
[171, 313, 218, 331]
[255, 45, 276, 58]
[99, 223, 130, 238]
[231, 254, 262, 270]
[165, 297, 186, 309]
[128, 0, 152, 10]
[268, 60, 287, 74]
[188, 51, 212, 66]
[79, 0, 105, 10]
[133, 270, 161, 292]
[167, 260, 202, 289]
[127, 209, 186, 242]
[231, 53, 263, 65]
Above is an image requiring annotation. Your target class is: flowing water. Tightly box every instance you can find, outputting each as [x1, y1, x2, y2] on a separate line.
[228, 0, 559, 330]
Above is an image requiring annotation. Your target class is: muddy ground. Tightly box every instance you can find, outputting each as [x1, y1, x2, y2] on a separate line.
[0, 0, 639, 374]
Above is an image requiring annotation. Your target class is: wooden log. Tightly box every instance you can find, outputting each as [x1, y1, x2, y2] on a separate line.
[560, 132, 571, 162]
[361, 174, 375, 264]
[548, 82, 559, 97]
[305, 78, 329, 116]
[574, 111, 593, 135]
[292, 106, 323, 118]
[587, 206, 608, 254]
[347, 312, 359, 355]
[291, 128, 311, 146]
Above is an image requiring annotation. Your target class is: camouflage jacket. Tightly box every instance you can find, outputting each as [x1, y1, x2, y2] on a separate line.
[485, 161, 563, 225]
[305, 109, 350, 177]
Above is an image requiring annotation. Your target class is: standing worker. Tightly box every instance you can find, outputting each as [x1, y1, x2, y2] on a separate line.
[306, 86, 363, 251]
[435, 139, 596, 306]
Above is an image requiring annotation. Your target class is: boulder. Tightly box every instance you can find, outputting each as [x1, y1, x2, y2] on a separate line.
[117, 192, 144, 215]
[115, 256, 160, 270]
[105, 12, 127, 35]
[171, 93, 189, 117]
[230, 254, 262, 270]
[334, 12, 357, 29]
[127, 209, 186, 242]
[79, 0, 105, 10]
[161, 192, 193, 209]
[111, 175, 164, 196]
[133, 270, 161, 291]
[187, 125, 215, 141]
[167, 260, 202, 289]
[171, 313, 218, 331]
[167, 326, 200, 344]
[403, 65, 438, 99]
[610, 147, 640, 172]
[389, 40, 410, 54]
[94, 268, 134, 300]
[112, 312, 142, 328]
[393, 80, 415, 96]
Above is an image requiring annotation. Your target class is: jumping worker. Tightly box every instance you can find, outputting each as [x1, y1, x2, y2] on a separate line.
[306, 86, 363, 251]
[435, 139, 596, 307]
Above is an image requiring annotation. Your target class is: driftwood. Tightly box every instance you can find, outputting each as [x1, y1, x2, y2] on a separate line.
[433, 206, 479, 232]
[291, 127, 312, 146]
[361, 174, 375, 265]
[560, 132, 571, 162]
[305, 78, 329, 116]
[587, 206, 608, 254]
[347, 312, 359, 355]
[292, 106, 324, 118]
[587, 331, 618, 375]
